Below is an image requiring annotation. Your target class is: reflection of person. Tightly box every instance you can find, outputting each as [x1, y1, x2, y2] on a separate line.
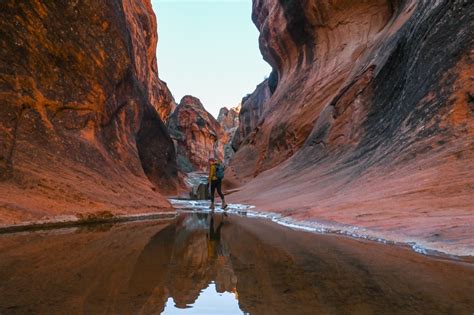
[207, 214, 237, 294]
[208, 158, 227, 210]
[207, 214, 223, 259]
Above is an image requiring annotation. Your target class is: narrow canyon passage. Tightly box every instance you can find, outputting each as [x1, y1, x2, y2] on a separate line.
[0, 212, 473, 315]
[0, 0, 473, 313]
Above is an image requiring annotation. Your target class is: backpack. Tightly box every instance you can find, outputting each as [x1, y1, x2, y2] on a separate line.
[215, 163, 225, 180]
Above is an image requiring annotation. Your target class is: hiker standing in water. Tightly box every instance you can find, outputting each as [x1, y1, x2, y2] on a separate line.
[208, 158, 228, 210]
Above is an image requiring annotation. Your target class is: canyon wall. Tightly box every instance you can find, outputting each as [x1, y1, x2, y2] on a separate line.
[168, 96, 224, 172]
[217, 105, 240, 164]
[0, 0, 177, 224]
[229, 0, 474, 255]
[229, 79, 272, 181]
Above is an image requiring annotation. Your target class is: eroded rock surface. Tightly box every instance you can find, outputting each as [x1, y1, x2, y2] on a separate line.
[168, 96, 224, 172]
[228, 79, 272, 183]
[217, 105, 240, 164]
[229, 0, 474, 254]
[0, 0, 177, 224]
[217, 106, 240, 131]
[231, 79, 271, 153]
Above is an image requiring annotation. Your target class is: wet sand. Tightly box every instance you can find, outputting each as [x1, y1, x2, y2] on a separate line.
[0, 212, 473, 314]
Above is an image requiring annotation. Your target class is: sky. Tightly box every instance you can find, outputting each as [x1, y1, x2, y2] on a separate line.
[150, 0, 271, 118]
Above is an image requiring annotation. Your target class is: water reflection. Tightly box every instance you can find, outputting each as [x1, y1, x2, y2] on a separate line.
[89, 213, 239, 314]
[0, 213, 473, 314]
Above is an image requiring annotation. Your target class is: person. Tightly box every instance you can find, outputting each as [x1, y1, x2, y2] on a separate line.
[208, 157, 227, 210]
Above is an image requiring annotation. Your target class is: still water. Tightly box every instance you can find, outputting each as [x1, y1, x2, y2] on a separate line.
[0, 211, 473, 314]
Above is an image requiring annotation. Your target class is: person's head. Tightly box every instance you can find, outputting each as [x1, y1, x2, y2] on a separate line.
[209, 157, 216, 164]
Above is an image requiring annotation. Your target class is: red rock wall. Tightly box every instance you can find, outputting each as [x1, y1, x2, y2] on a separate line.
[229, 0, 474, 254]
[168, 96, 225, 172]
[217, 106, 240, 164]
[122, 0, 176, 122]
[217, 106, 240, 131]
[0, 0, 177, 224]
[231, 80, 271, 153]
[228, 79, 272, 181]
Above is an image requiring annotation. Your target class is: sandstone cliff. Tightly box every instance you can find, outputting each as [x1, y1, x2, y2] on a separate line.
[0, 0, 177, 224]
[168, 96, 224, 172]
[217, 105, 240, 165]
[229, 0, 474, 255]
[231, 80, 271, 153]
[217, 106, 240, 131]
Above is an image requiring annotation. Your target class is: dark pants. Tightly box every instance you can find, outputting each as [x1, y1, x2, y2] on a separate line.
[210, 179, 225, 203]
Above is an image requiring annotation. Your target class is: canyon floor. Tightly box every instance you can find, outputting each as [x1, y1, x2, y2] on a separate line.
[0, 208, 473, 315]
[225, 165, 474, 258]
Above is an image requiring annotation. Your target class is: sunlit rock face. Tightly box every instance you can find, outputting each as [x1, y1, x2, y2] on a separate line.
[168, 96, 225, 172]
[0, 0, 177, 224]
[217, 105, 240, 165]
[122, 0, 176, 123]
[217, 106, 240, 131]
[229, 0, 474, 252]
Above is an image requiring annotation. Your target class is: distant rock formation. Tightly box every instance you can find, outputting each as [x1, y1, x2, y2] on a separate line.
[229, 0, 474, 255]
[168, 96, 224, 172]
[0, 0, 177, 224]
[217, 106, 240, 131]
[217, 105, 240, 164]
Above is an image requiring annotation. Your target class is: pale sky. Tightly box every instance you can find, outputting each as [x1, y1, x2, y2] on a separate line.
[151, 0, 271, 118]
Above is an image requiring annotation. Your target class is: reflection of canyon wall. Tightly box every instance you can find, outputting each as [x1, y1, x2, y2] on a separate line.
[0, 0, 177, 224]
[0, 221, 173, 314]
[222, 216, 474, 314]
[0, 214, 236, 314]
[2, 214, 472, 314]
[217, 105, 240, 164]
[229, 1, 474, 254]
[168, 96, 225, 172]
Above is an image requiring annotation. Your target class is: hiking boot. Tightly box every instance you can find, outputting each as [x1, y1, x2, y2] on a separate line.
[210, 203, 215, 210]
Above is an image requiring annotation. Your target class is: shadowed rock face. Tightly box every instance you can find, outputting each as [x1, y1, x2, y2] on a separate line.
[228, 79, 272, 183]
[229, 0, 474, 254]
[168, 96, 225, 172]
[0, 0, 177, 224]
[232, 80, 271, 153]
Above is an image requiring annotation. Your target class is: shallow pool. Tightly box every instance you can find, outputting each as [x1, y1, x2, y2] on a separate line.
[0, 211, 473, 314]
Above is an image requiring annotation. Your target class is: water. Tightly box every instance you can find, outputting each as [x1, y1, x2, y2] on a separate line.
[0, 211, 473, 314]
